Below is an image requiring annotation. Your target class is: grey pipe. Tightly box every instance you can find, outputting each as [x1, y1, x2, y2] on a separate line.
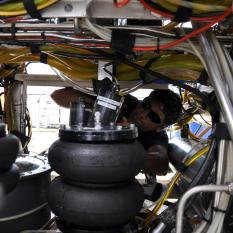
[151, 222, 166, 233]
[198, 31, 233, 140]
[176, 184, 230, 233]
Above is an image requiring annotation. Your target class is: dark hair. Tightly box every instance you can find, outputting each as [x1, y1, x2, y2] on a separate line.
[146, 89, 182, 126]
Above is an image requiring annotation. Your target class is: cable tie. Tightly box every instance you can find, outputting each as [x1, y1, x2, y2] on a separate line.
[211, 206, 227, 214]
[41, 32, 46, 40]
[10, 23, 17, 39]
[111, 29, 135, 55]
[23, 0, 43, 20]
[40, 53, 48, 64]
[173, 1, 193, 23]
[156, 37, 160, 54]
[202, 216, 210, 223]
[30, 44, 41, 54]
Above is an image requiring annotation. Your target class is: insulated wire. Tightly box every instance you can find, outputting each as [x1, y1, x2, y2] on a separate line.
[134, 6, 233, 51]
[157, 0, 229, 13]
[139, 0, 221, 21]
[179, 25, 208, 71]
[0, 0, 58, 16]
[143, 146, 209, 227]
[113, 0, 131, 8]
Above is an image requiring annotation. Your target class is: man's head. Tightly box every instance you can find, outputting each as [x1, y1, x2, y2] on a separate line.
[128, 89, 182, 132]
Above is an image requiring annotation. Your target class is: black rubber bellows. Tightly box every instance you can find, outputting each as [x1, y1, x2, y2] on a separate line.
[0, 124, 20, 172]
[0, 124, 20, 194]
[48, 140, 145, 184]
[48, 126, 146, 232]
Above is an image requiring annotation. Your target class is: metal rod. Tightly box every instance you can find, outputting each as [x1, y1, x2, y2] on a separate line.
[198, 31, 233, 140]
[0, 23, 74, 30]
[214, 139, 227, 207]
[176, 184, 230, 233]
[209, 32, 233, 103]
[151, 222, 166, 233]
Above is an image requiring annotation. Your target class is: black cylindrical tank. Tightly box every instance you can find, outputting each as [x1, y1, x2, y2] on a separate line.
[48, 140, 145, 184]
[48, 121, 146, 232]
[48, 177, 144, 228]
[0, 155, 51, 233]
[0, 124, 20, 172]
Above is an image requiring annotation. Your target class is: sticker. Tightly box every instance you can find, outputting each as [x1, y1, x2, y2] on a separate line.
[97, 100, 116, 110]
[97, 96, 121, 106]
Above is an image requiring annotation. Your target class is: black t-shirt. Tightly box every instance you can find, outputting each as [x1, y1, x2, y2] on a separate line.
[119, 95, 168, 150]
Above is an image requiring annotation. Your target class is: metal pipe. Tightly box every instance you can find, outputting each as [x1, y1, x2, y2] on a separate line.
[0, 32, 104, 43]
[222, 46, 233, 80]
[198, 31, 233, 140]
[151, 222, 166, 233]
[0, 23, 74, 30]
[214, 139, 227, 207]
[176, 184, 230, 233]
[209, 32, 233, 103]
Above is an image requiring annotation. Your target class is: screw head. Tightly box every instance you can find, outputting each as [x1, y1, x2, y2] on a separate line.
[64, 4, 73, 12]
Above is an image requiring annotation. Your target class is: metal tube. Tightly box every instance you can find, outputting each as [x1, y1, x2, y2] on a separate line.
[209, 32, 233, 103]
[214, 139, 227, 207]
[176, 184, 230, 233]
[222, 46, 233, 80]
[151, 222, 166, 233]
[198, 31, 233, 140]
[0, 32, 104, 43]
[0, 23, 74, 30]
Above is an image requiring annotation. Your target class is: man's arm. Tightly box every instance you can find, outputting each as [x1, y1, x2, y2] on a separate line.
[144, 144, 169, 176]
[51, 87, 95, 108]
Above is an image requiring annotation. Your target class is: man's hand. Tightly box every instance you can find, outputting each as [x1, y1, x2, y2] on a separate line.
[144, 144, 169, 176]
[51, 87, 95, 108]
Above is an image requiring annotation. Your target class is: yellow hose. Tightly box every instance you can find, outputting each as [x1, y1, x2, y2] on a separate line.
[143, 145, 209, 226]
[0, 0, 59, 17]
[0, 46, 203, 82]
[156, 0, 231, 14]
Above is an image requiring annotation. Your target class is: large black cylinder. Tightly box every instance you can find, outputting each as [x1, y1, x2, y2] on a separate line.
[48, 140, 145, 184]
[0, 155, 51, 233]
[0, 124, 20, 172]
[48, 125, 146, 232]
[49, 177, 144, 228]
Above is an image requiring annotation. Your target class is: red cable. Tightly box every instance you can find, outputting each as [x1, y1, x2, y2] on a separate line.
[114, 0, 131, 8]
[134, 6, 233, 51]
[139, 0, 219, 21]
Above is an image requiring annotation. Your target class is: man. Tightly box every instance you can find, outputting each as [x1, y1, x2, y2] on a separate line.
[51, 87, 182, 176]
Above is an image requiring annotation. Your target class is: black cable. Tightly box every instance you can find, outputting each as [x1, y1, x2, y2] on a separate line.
[52, 51, 114, 60]
[143, 0, 223, 18]
[122, 58, 218, 123]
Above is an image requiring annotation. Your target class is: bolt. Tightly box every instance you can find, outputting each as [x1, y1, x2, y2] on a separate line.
[129, 123, 135, 129]
[64, 4, 73, 12]
[228, 182, 233, 195]
[110, 122, 115, 129]
[116, 125, 122, 130]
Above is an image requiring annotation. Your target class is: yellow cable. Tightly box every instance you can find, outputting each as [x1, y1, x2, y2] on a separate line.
[143, 145, 209, 226]
[156, 0, 231, 14]
[0, 0, 58, 16]
[164, 0, 227, 12]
